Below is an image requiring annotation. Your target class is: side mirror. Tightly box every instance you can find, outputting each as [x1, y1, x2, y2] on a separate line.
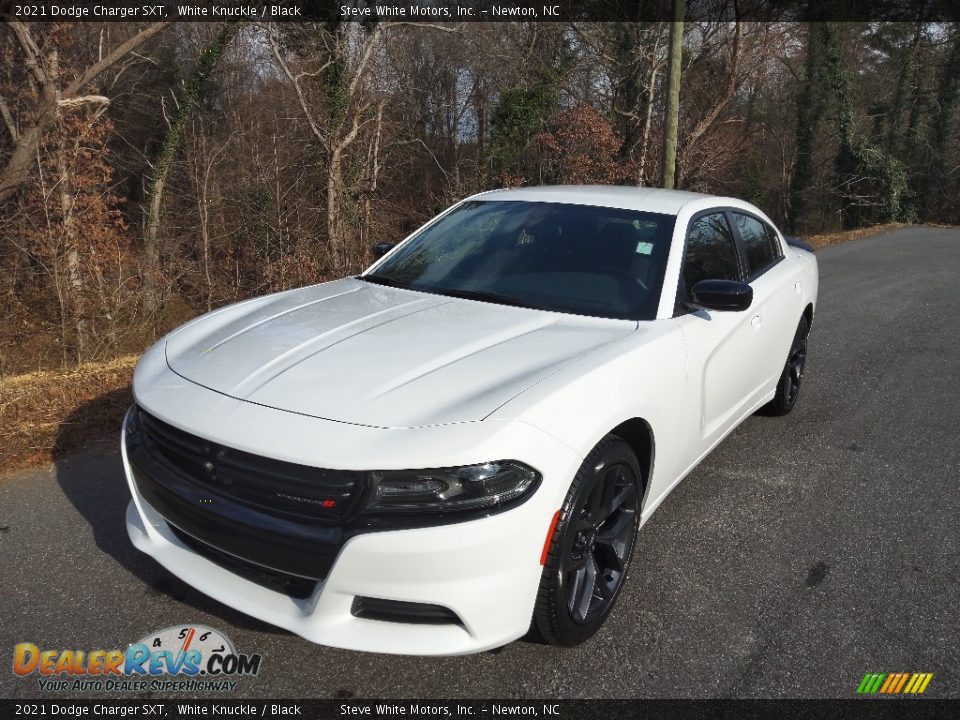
[372, 242, 397, 259]
[690, 279, 753, 312]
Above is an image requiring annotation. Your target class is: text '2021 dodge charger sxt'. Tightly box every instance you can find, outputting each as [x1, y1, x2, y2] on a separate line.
[123, 186, 817, 655]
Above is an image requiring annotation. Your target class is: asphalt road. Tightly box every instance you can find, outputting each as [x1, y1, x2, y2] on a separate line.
[2, 226, 958, 700]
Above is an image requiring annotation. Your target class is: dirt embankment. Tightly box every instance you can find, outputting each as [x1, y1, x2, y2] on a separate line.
[1, 355, 136, 475]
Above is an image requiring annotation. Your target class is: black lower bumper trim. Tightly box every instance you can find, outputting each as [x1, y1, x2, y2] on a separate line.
[169, 525, 318, 599]
[351, 596, 464, 627]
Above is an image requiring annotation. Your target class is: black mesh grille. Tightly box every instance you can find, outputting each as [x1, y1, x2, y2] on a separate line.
[170, 525, 318, 599]
[137, 408, 366, 522]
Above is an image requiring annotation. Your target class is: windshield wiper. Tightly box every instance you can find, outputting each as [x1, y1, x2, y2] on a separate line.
[360, 276, 548, 311]
[359, 274, 414, 289]
[432, 287, 549, 311]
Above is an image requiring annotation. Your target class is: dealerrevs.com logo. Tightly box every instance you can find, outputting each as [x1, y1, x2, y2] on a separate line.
[13, 625, 262, 693]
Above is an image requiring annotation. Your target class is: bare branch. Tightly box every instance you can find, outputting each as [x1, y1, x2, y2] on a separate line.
[58, 95, 110, 109]
[383, 22, 462, 34]
[7, 20, 51, 88]
[266, 24, 331, 151]
[0, 92, 18, 142]
[64, 22, 170, 97]
[345, 25, 384, 105]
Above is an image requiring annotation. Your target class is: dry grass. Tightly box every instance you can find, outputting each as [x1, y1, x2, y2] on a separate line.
[804, 222, 905, 250]
[0, 355, 136, 475]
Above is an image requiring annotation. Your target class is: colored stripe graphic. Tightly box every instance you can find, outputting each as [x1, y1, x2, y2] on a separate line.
[857, 673, 886, 694]
[893, 673, 909, 693]
[857, 672, 932, 695]
[879, 674, 897, 693]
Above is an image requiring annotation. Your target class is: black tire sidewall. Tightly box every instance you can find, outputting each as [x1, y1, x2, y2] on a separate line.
[779, 316, 809, 411]
[535, 437, 642, 646]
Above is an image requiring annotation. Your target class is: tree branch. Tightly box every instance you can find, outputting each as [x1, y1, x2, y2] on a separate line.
[6, 20, 49, 88]
[0, 92, 18, 142]
[64, 22, 171, 97]
[58, 95, 110, 108]
[266, 25, 331, 152]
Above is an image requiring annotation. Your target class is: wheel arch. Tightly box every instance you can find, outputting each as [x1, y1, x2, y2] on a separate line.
[608, 417, 655, 511]
[803, 302, 814, 330]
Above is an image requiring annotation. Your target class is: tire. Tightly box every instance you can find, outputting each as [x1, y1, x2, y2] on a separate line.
[763, 316, 810, 416]
[533, 436, 642, 647]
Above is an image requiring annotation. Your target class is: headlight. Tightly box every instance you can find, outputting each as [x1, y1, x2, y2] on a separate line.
[363, 461, 540, 515]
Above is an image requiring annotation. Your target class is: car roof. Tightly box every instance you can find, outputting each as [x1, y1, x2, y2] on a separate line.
[465, 185, 718, 215]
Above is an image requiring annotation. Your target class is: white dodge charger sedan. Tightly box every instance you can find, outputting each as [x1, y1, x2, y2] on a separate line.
[123, 186, 818, 656]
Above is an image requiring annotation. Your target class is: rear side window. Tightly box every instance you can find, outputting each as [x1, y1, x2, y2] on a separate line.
[733, 212, 782, 278]
[682, 213, 741, 296]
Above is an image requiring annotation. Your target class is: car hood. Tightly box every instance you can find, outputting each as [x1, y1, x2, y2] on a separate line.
[165, 278, 635, 428]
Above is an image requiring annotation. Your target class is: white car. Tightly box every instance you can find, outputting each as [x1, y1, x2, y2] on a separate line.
[124, 186, 817, 656]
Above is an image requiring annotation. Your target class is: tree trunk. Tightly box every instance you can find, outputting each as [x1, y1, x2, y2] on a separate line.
[821, 23, 859, 229]
[327, 147, 346, 271]
[661, 5, 684, 189]
[637, 62, 660, 187]
[142, 23, 239, 309]
[789, 23, 826, 233]
[922, 27, 960, 219]
[886, 23, 923, 157]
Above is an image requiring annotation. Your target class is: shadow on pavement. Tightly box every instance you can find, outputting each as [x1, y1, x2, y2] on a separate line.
[52, 389, 286, 635]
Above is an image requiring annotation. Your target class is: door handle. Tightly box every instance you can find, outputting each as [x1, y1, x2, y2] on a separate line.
[751, 314, 762, 329]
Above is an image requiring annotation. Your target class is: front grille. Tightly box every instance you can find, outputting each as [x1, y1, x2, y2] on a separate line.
[351, 597, 464, 627]
[170, 525, 318, 599]
[127, 408, 353, 581]
[137, 408, 366, 522]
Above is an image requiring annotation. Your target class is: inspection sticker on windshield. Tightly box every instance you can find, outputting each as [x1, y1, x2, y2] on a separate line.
[635, 242, 654, 255]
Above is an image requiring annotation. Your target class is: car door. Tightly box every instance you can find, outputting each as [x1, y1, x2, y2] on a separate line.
[728, 211, 797, 394]
[674, 211, 762, 444]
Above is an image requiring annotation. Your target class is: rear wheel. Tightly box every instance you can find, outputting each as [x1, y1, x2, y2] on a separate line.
[533, 436, 642, 647]
[764, 316, 809, 416]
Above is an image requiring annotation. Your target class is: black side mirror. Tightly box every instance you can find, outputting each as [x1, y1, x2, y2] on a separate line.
[690, 279, 753, 312]
[372, 242, 397, 259]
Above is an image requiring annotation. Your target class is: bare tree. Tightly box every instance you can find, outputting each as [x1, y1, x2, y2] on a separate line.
[0, 21, 170, 204]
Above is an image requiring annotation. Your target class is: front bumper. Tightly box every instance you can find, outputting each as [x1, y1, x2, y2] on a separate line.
[122, 404, 582, 656]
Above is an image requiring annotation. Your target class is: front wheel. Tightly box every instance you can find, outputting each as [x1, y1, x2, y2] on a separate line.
[763, 316, 809, 416]
[533, 436, 642, 647]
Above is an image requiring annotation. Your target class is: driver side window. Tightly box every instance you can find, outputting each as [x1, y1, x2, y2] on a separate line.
[682, 212, 741, 300]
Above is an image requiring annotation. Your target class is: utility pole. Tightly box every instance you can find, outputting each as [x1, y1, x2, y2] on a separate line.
[661, 2, 685, 189]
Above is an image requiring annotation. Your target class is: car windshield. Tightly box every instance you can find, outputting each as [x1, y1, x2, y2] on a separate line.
[362, 200, 676, 321]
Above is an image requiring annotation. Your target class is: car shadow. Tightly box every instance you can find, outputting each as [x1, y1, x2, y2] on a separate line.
[53, 389, 287, 636]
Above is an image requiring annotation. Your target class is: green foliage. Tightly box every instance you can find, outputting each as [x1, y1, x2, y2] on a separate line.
[792, 22, 915, 230]
[789, 22, 827, 232]
[488, 83, 556, 182]
[921, 27, 960, 219]
[323, 50, 349, 127]
[841, 142, 915, 226]
[487, 47, 573, 185]
[154, 25, 239, 178]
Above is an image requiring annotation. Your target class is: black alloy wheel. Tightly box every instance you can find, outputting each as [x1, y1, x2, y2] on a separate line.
[534, 436, 642, 646]
[764, 315, 810, 416]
